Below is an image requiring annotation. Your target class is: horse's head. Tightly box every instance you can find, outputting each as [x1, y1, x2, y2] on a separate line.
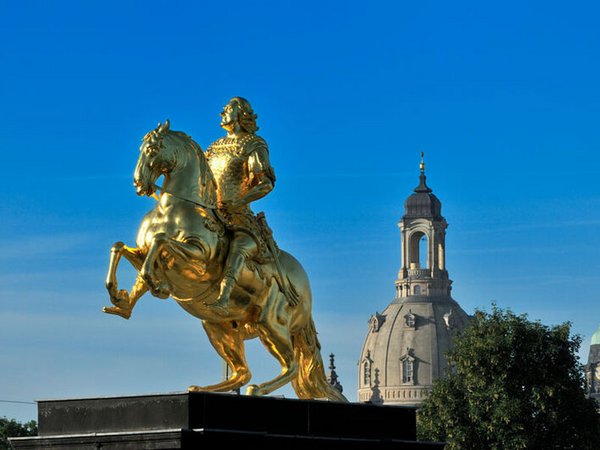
[134, 120, 217, 205]
[134, 120, 176, 197]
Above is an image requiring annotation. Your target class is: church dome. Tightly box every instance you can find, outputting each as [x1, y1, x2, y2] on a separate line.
[403, 174, 442, 219]
[592, 324, 600, 346]
[358, 296, 470, 405]
[358, 154, 470, 406]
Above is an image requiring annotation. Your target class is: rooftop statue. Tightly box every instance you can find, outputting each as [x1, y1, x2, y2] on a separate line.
[103, 98, 347, 401]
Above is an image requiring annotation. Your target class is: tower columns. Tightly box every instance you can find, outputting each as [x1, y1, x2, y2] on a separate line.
[397, 216, 450, 298]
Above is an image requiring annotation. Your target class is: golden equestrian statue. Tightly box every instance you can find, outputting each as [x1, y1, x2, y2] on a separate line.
[103, 97, 347, 401]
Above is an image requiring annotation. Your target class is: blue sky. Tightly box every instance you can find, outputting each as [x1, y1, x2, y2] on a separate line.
[1, 1, 600, 421]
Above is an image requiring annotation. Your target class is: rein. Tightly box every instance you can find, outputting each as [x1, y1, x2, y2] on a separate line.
[153, 183, 217, 210]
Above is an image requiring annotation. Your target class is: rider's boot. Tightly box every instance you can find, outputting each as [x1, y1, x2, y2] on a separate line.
[210, 232, 256, 316]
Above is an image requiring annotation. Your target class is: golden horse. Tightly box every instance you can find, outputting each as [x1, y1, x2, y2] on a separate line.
[103, 121, 347, 402]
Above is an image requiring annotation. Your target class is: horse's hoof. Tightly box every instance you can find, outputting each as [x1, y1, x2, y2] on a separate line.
[110, 290, 130, 308]
[188, 385, 204, 392]
[102, 306, 131, 320]
[245, 384, 262, 396]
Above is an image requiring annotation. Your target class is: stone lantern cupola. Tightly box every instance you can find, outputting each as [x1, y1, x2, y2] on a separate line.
[396, 153, 451, 300]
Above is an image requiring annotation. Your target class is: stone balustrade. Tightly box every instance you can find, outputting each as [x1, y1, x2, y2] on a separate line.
[407, 268, 430, 279]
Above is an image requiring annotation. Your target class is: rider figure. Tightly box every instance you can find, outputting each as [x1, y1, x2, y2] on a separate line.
[206, 97, 276, 316]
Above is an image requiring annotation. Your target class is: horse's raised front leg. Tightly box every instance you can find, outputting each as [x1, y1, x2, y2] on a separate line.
[189, 321, 251, 393]
[140, 233, 205, 299]
[104, 242, 147, 319]
[103, 274, 148, 319]
[246, 286, 298, 397]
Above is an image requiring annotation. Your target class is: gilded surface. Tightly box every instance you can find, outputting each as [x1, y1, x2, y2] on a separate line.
[206, 133, 271, 243]
[103, 98, 347, 401]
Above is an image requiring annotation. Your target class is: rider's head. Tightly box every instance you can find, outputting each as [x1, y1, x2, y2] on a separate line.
[221, 97, 258, 134]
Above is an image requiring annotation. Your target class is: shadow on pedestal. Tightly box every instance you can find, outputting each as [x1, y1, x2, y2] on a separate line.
[10, 392, 445, 449]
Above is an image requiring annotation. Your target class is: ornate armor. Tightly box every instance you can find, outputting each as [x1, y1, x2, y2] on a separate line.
[206, 133, 275, 244]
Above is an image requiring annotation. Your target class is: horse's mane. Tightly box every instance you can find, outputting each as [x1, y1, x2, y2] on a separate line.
[157, 129, 217, 206]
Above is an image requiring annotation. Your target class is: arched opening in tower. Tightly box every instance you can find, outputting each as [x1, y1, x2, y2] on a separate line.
[419, 236, 428, 268]
[408, 231, 428, 269]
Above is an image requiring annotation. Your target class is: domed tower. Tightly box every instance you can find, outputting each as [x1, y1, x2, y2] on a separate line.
[585, 324, 600, 406]
[358, 154, 470, 406]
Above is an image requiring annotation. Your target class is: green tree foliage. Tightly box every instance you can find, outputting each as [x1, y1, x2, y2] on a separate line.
[0, 417, 37, 450]
[417, 306, 600, 450]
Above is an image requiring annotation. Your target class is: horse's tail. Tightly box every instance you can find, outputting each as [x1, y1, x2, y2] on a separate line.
[291, 317, 348, 402]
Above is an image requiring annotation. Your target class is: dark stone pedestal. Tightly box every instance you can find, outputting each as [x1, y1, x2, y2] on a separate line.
[10, 392, 444, 449]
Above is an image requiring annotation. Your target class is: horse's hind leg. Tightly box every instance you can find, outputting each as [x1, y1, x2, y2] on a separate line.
[189, 321, 251, 393]
[246, 288, 298, 396]
[246, 321, 297, 397]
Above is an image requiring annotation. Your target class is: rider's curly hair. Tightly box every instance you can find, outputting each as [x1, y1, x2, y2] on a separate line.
[230, 97, 259, 134]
